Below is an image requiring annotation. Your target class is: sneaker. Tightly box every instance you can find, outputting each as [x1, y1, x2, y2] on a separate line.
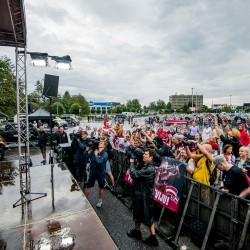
[127, 229, 142, 239]
[40, 160, 45, 164]
[110, 186, 115, 192]
[43, 160, 47, 165]
[143, 235, 159, 246]
[96, 199, 102, 208]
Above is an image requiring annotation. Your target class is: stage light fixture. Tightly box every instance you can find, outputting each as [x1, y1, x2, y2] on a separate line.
[51, 55, 73, 70]
[29, 52, 49, 67]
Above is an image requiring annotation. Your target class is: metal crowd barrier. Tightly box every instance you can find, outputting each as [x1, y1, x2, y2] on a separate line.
[109, 150, 250, 250]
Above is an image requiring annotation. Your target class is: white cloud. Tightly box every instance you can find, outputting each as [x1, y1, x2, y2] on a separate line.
[1, 0, 250, 107]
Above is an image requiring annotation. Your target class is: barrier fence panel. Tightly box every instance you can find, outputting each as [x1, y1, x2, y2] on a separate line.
[108, 150, 250, 249]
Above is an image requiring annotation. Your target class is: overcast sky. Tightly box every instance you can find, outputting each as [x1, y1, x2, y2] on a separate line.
[1, 0, 250, 107]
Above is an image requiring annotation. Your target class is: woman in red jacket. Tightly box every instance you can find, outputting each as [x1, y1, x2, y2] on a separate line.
[238, 124, 250, 147]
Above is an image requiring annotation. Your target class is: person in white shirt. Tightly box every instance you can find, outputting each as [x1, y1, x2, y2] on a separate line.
[202, 121, 212, 140]
[189, 121, 199, 136]
[86, 125, 92, 138]
[117, 135, 131, 153]
[91, 126, 99, 139]
[73, 122, 80, 134]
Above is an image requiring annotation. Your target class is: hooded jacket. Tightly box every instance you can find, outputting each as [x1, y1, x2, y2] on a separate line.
[239, 126, 250, 146]
[153, 136, 174, 158]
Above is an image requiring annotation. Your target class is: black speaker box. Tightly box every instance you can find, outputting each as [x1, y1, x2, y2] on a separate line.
[58, 143, 72, 163]
[43, 74, 59, 97]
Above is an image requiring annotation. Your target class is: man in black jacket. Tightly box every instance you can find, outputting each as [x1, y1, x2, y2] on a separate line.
[58, 127, 68, 144]
[152, 136, 174, 158]
[127, 148, 159, 246]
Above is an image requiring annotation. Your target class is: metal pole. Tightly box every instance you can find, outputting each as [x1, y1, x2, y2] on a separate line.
[173, 181, 195, 247]
[201, 192, 221, 249]
[238, 203, 250, 250]
[49, 97, 53, 164]
[191, 88, 194, 113]
[196, 92, 198, 113]
[230, 94, 232, 111]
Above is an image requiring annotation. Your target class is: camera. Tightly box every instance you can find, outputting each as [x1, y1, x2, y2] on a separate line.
[216, 114, 223, 124]
[182, 138, 193, 146]
[73, 132, 82, 140]
[126, 146, 145, 162]
[182, 140, 192, 146]
[87, 138, 100, 150]
[146, 140, 155, 148]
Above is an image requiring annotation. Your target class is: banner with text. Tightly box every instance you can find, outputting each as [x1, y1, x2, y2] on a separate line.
[124, 156, 186, 212]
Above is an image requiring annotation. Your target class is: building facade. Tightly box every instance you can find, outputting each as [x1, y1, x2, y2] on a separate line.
[243, 103, 250, 111]
[88, 101, 120, 114]
[169, 94, 203, 109]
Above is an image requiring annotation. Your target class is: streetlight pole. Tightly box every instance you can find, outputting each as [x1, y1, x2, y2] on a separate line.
[191, 88, 194, 113]
[196, 92, 198, 113]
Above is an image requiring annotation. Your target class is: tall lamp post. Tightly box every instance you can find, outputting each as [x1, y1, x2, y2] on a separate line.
[191, 88, 194, 113]
[230, 94, 232, 111]
[196, 92, 198, 113]
[13, 50, 72, 208]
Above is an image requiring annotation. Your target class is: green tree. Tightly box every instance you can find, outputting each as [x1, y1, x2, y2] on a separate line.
[148, 102, 157, 111]
[166, 102, 172, 110]
[222, 106, 232, 113]
[0, 56, 17, 116]
[62, 91, 72, 113]
[28, 80, 47, 108]
[126, 99, 141, 111]
[69, 103, 81, 115]
[182, 103, 190, 113]
[52, 102, 65, 115]
[71, 94, 89, 115]
[156, 99, 166, 111]
[113, 106, 123, 113]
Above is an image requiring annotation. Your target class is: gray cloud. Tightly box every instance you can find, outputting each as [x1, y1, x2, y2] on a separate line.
[1, 0, 250, 107]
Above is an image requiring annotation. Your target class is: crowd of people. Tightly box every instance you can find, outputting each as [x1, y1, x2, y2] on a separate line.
[36, 114, 250, 246]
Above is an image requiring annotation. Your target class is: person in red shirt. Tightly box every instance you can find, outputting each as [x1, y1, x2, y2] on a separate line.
[238, 124, 250, 147]
[156, 124, 167, 139]
[103, 116, 110, 129]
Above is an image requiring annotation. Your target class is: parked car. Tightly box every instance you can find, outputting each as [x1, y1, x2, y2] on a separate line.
[0, 122, 38, 142]
[60, 115, 79, 126]
[53, 117, 68, 129]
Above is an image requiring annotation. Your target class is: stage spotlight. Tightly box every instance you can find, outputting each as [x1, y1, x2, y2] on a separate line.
[51, 55, 72, 70]
[29, 52, 49, 67]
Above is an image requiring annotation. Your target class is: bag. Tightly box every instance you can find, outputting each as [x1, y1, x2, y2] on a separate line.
[205, 159, 217, 186]
[209, 170, 217, 186]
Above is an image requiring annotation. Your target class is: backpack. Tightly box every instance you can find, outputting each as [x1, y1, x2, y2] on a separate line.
[205, 159, 217, 186]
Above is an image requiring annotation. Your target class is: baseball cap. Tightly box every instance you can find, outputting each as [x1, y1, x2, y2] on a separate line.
[213, 155, 226, 166]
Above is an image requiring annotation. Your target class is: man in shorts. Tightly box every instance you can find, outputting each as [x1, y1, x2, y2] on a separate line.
[38, 126, 48, 164]
[84, 140, 108, 208]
